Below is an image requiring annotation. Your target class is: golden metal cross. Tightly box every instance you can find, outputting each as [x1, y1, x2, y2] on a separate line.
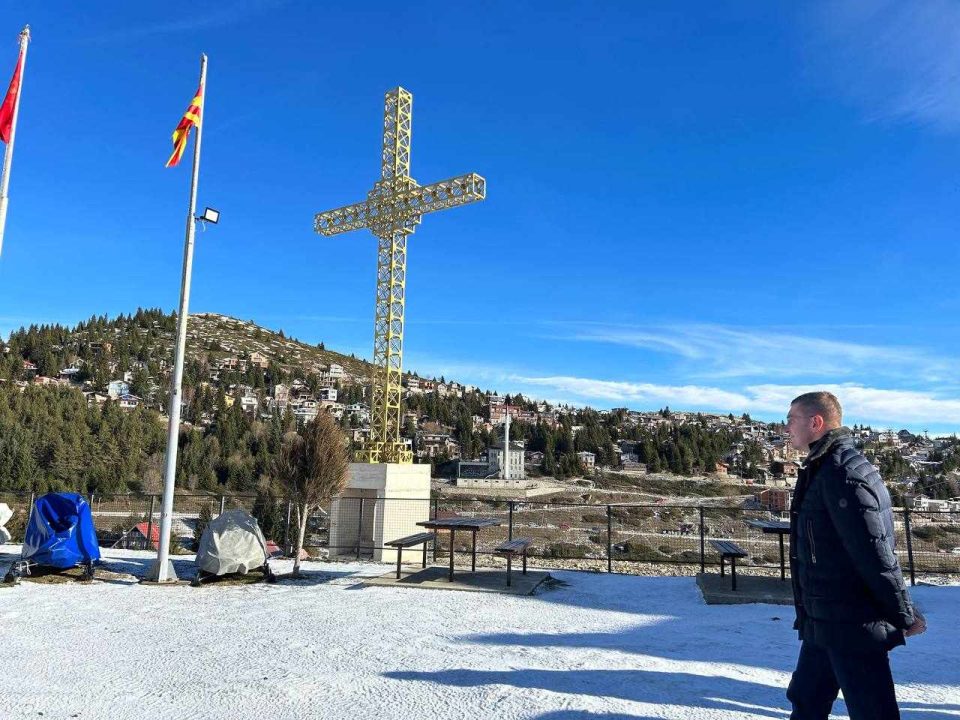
[315, 87, 486, 463]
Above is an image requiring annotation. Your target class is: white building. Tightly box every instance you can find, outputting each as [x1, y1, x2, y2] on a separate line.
[914, 496, 953, 512]
[118, 394, 140, 410]
[577, 451, 596, 471]
[107, 380, 130, 399]
[292, 399, 319, 424]
[271, 383, 290, 413]
[488, 441, 526, 480]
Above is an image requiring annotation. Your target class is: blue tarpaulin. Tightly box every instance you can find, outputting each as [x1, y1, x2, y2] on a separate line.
[22, 493, 101, 569]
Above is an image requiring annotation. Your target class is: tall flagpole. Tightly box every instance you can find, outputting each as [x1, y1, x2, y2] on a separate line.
[0, 25, 30, 258]
[150, 53, 208, 583]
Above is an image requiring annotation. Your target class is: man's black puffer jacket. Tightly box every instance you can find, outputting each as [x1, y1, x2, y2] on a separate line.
[790, 427, 915, 652]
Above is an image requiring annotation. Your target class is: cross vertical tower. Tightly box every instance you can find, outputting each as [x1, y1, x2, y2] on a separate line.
[315, 87, 485, 463]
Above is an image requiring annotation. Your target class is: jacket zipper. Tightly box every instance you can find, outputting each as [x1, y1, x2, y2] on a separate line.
[806, 520, 817, 564]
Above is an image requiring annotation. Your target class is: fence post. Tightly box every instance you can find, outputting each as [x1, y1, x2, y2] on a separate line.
[606, 505, 613, 573]
[146, 495, 156, 552]
[219, 495, 226, 516]
[356, 497, 364, 560]
[699, 506, 705, 574]
[903, 508, 916, 587]
[284, 500, 293, 555]
[508, 500, 514, 541]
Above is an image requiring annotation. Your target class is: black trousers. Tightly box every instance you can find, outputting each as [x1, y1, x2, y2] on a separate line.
[787, 640, 900, 720]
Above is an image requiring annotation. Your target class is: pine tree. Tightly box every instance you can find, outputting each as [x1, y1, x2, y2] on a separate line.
[194, 503, 213, 548]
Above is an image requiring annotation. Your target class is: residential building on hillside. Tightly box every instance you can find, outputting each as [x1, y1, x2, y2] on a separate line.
[239, 395, 258, 415]
[756, 487, 791, 514]
[108, 380, 130, 399]
[488, 440, 526, 480]
[118, 394, 140, 410]
[577, 451, 596, 472]
[292, 399, 318, 424]
[271, 384, 290, 413]
[416, 432, 461, 459]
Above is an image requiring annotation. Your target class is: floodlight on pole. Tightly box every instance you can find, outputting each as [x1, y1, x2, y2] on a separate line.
[197, 207, 219, 225]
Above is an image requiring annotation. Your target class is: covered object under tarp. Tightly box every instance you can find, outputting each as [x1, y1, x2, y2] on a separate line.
[22, 492, 101, 569]
[195, 510, 270, 577]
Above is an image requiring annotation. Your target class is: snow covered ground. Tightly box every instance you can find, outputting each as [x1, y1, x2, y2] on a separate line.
[1, 545, 957, 720]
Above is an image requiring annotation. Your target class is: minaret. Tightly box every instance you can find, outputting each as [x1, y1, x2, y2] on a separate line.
[503, 408, 511, 480]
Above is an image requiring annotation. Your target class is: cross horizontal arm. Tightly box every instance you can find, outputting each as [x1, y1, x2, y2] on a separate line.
[314, 173, 486, 236]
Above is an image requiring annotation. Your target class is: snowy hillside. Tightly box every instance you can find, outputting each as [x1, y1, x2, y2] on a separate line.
[0, 546, 956, 719]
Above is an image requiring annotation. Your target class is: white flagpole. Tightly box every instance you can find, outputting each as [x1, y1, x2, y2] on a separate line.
[0, 25, 30, 258]
[150, 53, 208, 583]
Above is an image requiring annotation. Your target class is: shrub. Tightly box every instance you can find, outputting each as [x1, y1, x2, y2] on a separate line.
[544, 542, 593, 559]
[613, 541, 665, 562]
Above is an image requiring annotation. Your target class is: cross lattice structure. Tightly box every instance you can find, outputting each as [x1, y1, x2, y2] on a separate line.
[315, 87, 486, 464]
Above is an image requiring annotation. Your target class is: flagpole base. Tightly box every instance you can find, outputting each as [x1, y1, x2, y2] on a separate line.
[144, 559, 179, 583]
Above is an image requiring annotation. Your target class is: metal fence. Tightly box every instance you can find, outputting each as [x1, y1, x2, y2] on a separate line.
[0, 491, 260, 552]
[301, 496, 960, 582]
[2, 491, 958, 583]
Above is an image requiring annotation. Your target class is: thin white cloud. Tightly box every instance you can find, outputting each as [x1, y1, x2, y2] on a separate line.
[805, 0, 960, 131]
[746, 383, 960, 426]
[510, 373, 960, 429]
[564, 324, 950, 382]
[512, 374, 750, 410]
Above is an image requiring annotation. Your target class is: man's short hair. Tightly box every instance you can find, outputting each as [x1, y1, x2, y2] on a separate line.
[791, 391, 842, 425]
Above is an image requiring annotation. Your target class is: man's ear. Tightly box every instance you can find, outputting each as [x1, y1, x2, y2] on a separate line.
[811, 415, 825, 433]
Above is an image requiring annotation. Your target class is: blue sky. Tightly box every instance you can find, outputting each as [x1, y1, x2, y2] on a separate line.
[1, 1, 959, 433]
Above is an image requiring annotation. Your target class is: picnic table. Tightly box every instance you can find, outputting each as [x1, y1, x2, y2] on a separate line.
[746, 519, 790, 580]
[417, 517, 501, 582]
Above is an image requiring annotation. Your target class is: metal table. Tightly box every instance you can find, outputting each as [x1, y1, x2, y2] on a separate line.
[417, 517, 502, 581]
[746, 519, 791, 580]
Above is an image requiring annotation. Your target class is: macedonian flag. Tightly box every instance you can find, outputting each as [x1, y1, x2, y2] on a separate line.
[165, 84, 203, 168]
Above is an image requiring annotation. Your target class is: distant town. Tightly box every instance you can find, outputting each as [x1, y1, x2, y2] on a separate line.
[1, 309, 958, 514]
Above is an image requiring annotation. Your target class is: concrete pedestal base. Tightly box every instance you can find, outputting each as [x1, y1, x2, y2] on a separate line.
[329, 463, 432, 563]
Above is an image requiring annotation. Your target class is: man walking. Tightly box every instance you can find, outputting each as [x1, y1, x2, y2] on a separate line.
[785, 391, 925, 719]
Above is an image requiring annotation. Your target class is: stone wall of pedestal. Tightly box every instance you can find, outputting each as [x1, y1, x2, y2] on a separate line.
[328, 463, 431, 563]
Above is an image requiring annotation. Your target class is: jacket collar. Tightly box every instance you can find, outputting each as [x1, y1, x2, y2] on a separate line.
[804, 426, 851, 465]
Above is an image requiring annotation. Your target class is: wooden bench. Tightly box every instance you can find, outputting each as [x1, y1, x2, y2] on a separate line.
[709, 539, 748, 591]
[385, 532, 436, 579]
[494, 537, 533, 587]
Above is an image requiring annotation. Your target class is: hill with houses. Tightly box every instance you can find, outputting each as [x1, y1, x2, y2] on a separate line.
[0, 308, 958, 512]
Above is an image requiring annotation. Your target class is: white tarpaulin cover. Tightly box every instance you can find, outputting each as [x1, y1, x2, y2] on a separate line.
[0, 503, 12, 544]
[195, 510, 269, 576]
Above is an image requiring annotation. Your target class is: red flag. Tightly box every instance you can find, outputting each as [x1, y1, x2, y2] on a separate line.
[0, 49, 23, 143]
[165, 84, 203, 168]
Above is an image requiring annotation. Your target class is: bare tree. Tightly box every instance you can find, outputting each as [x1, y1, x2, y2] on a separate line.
[275, 411, 350, 577]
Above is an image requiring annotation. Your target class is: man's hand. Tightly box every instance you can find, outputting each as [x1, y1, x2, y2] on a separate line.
[905, 610, 926, 638]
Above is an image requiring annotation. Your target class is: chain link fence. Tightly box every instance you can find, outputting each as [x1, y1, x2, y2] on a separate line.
[2, 490, 958, 582]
